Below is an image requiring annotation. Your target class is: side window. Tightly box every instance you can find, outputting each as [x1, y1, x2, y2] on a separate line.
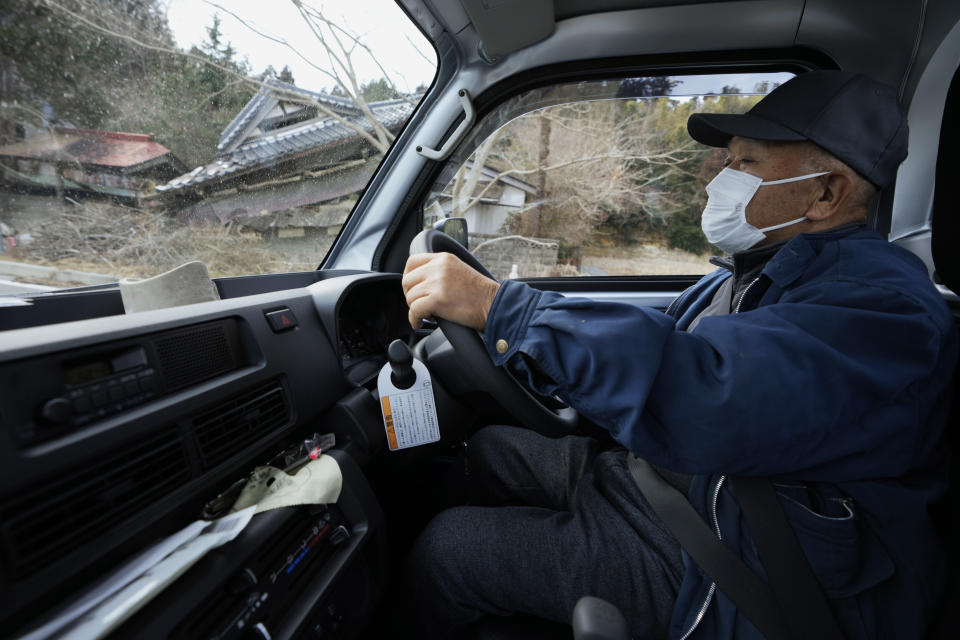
[422, 73, 793, 279]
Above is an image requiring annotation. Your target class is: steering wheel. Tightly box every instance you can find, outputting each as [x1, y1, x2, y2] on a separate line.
[409, 229, 578, 436]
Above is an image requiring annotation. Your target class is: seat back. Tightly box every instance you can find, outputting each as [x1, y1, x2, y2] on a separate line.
[925, 62, 960, 640]
[928, 379, 960, 639]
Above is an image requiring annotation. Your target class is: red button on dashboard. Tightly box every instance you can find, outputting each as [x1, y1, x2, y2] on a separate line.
[265, 308, 298, 332]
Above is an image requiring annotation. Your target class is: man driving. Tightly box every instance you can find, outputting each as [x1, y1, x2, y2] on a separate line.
[400, 71, 957, 639]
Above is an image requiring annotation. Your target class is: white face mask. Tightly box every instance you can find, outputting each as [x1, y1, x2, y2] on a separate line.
[701, 167, 830, 254]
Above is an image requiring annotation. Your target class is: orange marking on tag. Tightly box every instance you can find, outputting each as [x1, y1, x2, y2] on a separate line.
[381, 396, 398, 450]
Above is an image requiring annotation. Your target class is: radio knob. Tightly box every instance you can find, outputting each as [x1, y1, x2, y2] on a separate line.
[40, 397, 72, 425]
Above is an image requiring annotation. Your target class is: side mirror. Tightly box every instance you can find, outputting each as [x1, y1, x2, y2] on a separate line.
[432, 217, 468, 249]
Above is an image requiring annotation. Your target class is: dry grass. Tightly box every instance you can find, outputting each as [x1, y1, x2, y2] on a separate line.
[18, 201, 317, 280]
[9, 199, 714, 284]
[581, 243, 716, 276]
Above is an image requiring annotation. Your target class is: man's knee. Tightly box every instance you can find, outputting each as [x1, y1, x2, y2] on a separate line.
[469, 424, 522, 457]
[467, 425, 554, 506]
[467, 425, 518, 476]
[408, 506, 477, 588]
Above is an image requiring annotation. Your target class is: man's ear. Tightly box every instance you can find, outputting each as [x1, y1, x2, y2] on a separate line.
[806, 173, 855, 221]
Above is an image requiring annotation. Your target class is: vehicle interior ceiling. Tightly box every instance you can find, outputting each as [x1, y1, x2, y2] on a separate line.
[2, 0, 960, 638]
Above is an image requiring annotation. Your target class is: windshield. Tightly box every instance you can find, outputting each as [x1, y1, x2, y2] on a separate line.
[0, 0, 436, 294]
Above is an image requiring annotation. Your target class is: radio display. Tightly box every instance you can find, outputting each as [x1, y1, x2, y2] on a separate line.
[62, 347, 147, 386]
[62, 360, 113, 386]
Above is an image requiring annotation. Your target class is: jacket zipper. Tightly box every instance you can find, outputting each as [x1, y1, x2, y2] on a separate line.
[733, 276, 760, 314]
[678, 475, 727, 640]
[678, 275, 755, 638]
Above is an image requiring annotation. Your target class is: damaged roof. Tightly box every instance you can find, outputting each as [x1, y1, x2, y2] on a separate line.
[157, 80, 416, 195]
[0, 127, 179, 172]
[217, 78, 359, 155]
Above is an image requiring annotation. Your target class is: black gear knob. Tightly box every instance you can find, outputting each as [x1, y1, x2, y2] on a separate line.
[387, 339, 416, 390]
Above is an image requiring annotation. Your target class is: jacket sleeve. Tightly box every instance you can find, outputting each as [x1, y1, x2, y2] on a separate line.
[482, 278, 955, 480]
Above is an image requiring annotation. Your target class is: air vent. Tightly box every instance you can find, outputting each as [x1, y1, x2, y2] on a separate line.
[154, 322, 236, 391]
[0, 429, 190, 578]
[193, 382, 290, 469]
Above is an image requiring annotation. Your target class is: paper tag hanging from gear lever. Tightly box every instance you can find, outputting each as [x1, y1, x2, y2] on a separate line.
[378, 339, 440, 451]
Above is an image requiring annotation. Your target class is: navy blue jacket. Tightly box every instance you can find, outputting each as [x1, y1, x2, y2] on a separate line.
[482, 227, 957, 639]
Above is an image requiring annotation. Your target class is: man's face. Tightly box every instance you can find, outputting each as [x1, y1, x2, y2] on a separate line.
[724, 137, 826, 246]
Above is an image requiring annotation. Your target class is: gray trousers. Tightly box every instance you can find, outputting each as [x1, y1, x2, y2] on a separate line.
[403, 425, 686, 638]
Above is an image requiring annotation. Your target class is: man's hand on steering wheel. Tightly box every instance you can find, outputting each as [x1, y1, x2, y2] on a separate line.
[402, 252, 501, 331]
[400, 230, 578, 436]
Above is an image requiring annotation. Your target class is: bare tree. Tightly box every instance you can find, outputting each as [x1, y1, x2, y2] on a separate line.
[450, 129, 508, 218]
[446, 100, 698, 249]
[289, 1, 398, 151]
[42, 0, 408, 155]
[204, 0, 411, 153]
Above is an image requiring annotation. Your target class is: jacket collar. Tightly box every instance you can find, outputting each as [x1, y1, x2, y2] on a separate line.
[762, 223, 867, 288]
[711, 241, 785, 280]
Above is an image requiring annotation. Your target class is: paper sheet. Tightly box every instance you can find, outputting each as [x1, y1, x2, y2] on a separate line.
[377, 358, 440, 451]
[230, 455, 343, 514]
[17, 508, 255, 640]
[57, 507, 255, 640]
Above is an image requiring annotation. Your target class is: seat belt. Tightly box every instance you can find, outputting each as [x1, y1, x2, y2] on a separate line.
[627, 455, 843, 640]
[728, 476, 844, 640]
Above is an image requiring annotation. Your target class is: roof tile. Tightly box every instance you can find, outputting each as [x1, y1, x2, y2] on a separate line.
[159, 88, 417, 194]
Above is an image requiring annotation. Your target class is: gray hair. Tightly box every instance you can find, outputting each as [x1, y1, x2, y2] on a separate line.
[797, 142, 878, 214]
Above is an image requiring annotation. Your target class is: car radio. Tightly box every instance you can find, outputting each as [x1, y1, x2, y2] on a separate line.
[9, 318, 249, 446]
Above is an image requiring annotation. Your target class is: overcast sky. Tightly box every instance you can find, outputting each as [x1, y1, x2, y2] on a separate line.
[670, 73, 795, 96]
[163, 0, 438, 93]
[162, 2, 792, 99]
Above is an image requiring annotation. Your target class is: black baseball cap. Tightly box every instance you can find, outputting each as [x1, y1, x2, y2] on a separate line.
[687, 71, 908, 188]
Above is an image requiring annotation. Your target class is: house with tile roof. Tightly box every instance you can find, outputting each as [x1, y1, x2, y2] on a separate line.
[154, 79, 416, 227]
[0, 128, 185, 200]
[423, 161, 540, 236]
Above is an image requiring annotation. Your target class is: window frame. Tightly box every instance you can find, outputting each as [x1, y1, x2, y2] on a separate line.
[367, 50, 835, 274]
[408, 61, 812, 280]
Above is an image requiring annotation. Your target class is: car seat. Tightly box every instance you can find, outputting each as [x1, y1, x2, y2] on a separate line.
[925, 61, 960, 640]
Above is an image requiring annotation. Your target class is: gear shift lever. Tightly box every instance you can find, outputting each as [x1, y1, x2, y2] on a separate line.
[387, 339, 416, 390]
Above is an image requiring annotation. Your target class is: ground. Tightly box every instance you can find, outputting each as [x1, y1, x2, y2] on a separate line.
[582, 244, 715, 276]
[0, 192, 714, 291]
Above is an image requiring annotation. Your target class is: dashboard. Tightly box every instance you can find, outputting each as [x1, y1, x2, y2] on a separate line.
[0, 272, 405, 638]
